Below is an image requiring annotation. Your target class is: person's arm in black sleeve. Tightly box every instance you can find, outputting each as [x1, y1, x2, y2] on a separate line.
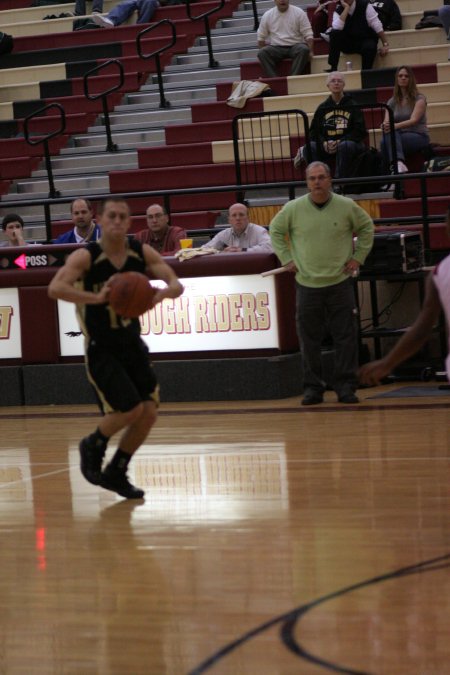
[386, 0, 402, 30]
[344, 104, 367, 143]
[309, 104, 327, 146]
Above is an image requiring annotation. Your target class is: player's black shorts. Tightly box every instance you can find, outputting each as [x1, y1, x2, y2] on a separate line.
[85, 338, 159, 414]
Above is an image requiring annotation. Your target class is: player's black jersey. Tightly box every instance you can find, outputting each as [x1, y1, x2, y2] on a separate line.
[76, 238, 147, 346]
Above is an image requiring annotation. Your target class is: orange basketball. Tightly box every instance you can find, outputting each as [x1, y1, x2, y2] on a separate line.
[109, 271, 156, 319]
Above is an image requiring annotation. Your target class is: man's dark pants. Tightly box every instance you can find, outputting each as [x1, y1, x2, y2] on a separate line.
[296, 278, 359, 396]
[328, 31, 378, 70]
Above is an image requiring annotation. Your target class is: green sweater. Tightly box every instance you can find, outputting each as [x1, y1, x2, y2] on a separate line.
[269, 193, 374, 288]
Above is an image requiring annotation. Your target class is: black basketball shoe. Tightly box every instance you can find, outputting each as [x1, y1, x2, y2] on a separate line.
[101, 465, 145, 500]
[79, 437, 106, 485]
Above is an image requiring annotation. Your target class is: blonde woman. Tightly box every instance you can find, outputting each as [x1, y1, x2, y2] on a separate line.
[380, 65, 430, 173]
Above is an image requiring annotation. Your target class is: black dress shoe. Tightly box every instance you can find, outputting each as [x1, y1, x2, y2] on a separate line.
[323, 67, 333, 72]
[338, 393, 359, 404]
[301, 392, 323, 406]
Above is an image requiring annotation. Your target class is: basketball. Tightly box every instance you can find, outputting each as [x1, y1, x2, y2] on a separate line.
[109, 271, 156, 318]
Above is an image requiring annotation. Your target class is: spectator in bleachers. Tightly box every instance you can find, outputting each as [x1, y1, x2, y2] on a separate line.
[325, 0, 390, 72]
[0, 214, 26, 247]
[54, 199, 101, 244]
[380, 65, 430, 173]
[438, 4, 450, 37]
[257, 0, 314, 78]
[92, 0, 159, 28]
[208, 203, 273, 253]
[74, 0, 103, 16]
[321, 0, 402, 41]
[295, 71, 367, 180]
[369, 0, 402, 31]
[134, 204, 186, 255]
[312, 0, 334, 38]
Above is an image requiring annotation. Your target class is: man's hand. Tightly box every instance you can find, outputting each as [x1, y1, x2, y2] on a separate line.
[358, 359, 390, 385]
[343, 258, 360, 276]
[284, 261, 298, 273]
[324, 140, 338, 154]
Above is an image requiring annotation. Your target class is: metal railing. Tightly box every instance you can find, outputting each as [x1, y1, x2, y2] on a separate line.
[0, 172, 448, 263]
[185, 0, 225, 68]
[137, 20, 177, 109]
[83, 59, 125, 153]
[23, 102, 66, 240]
[232, 109, 311, 202]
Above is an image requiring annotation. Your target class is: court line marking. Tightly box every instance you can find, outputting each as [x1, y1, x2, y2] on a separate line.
[188, 553, 450, 675]
[0, 466, 70, 490]
[0, 454, 448, 493]
[1, 401, 450, 421]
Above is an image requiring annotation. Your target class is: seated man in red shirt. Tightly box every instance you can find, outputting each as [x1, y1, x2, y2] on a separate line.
[134, 204, 186, 255]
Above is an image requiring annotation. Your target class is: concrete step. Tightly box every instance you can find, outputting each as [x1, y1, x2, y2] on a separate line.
[171, 47, 257, 67]
[152, 66, 241, 85]
[1, 183, 109, 201]
[125, 86, 216, 107]
[98, 108, 192, 127]
[196, 32, 256, 49]
[11, 174, 110, 194]
[67, 129, 166, 149]
[33, 152, 139, 178]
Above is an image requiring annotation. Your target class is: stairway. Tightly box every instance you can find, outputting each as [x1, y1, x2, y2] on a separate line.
[0, 0, 286, 236]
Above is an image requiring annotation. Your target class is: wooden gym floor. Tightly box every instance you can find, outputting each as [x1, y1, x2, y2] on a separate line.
[0, 385, 449, 674]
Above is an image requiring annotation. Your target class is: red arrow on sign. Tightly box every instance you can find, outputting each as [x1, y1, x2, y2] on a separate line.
[14, 254, 27, 270]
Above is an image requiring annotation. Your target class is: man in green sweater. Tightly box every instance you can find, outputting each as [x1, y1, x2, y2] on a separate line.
[269, 161, 374, 405]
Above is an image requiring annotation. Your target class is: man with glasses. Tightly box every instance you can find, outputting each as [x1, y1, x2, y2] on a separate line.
[270, 161, 374, 405]
[134, 204, 187, 256]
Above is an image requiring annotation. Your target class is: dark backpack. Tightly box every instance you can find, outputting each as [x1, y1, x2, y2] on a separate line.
[0, 32, 14, 55]
[343, 147, 386, 194]
[415, 13, 443, 29]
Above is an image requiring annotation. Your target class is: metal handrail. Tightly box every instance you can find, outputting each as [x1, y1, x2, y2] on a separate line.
[247, 0, 259, 30]
[23, 102, 66, 235]
[137, 20, 177, 109]
[232, 108, 311, 202]
[0, 174, 446, 261]
[83, 59, 125, 152]
[23, 103, 66, 147]
[185, 0, 225, 68]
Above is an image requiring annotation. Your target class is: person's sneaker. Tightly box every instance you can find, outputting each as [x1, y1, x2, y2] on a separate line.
[338, 393, 359, 404]
[101, 465, 145, 499]
[320, 29, 331, 42]
[397, 160, 408, 173]
[79, 437, 105, 485]
[91, 13, 114, 28]
[301, 391, 323, 406]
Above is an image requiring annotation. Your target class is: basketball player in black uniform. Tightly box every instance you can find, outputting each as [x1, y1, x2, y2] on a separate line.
[48, 197, 184, 499]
